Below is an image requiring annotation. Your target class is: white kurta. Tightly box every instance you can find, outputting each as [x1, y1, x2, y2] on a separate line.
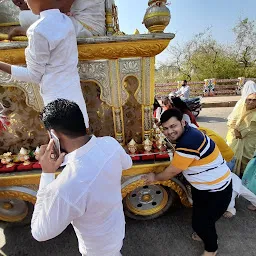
[18, 0, 106, 37]
[176, 85, 190, 99]
[227, 173, 256, 215]
[70, 0, 106, 36]
[31, 136, 132, 256]
[19, 10, 39, 29]
[11, 9, 89, 128]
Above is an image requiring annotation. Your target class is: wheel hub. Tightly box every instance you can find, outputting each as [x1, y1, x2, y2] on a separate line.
[0, 199, 28, 222]
[2, 202, 13, 210]
[141, 193, 152, 202]
[125, 185, 168, 216]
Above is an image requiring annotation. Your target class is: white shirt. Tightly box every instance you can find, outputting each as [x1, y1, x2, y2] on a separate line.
[176, 85, 190, 99]
[31, 136, 133, 256]
[70, 0, 106, 36]
[11, 9, 89, 128]
[18, 0, 106, 37]
[19, 10, 39, 29]
[183, 114, 191, 125]
[231, 172, 242, 194]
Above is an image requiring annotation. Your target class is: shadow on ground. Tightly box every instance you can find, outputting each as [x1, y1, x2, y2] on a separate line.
[1, 198, 256, 256]
[197, 116, 227, 123]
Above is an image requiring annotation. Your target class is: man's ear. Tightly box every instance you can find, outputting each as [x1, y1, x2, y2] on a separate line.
[181, 119, 186, 127]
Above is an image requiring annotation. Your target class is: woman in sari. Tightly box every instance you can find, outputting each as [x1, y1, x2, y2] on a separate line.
[242, 152, 256, 210]
[226, 81, 256, 176]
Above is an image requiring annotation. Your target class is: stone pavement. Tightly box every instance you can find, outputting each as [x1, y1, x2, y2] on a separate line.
[201, 96, 240, 108]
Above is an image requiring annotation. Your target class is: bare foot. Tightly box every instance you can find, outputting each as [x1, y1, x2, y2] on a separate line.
[223, 211, 234, 218]
[192, 232, 202, 242]
[201, 250, 218, 256]
[247, 204, 256, 211]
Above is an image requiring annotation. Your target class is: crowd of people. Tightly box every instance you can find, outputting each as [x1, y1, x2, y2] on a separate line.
[0, 1, 255, 256]
[151, 80, 256, 256]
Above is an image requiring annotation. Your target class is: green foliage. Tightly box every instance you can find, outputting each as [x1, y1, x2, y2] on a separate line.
[156, 18, 256, 82]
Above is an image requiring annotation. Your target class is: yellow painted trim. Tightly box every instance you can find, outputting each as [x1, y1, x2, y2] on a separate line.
[141, 57, 146, 139]
[148, 25, 166, 33]
[150, 57, 155, 105]
[0, 48, 25, 64]
[0, 39, 172, 65]
[0, 190, 36, 204]
[144, 12, 170, 20]
[116, 60, 125, 144]
[0, 34, 27, 41]
[78, 39, 171, 60]
[141, 105, 145, 140]
[0, 22, 20, 27]
[0, 162, 170, 187]
[122, 162, 170, 176]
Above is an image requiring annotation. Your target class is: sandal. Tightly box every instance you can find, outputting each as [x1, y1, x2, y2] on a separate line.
[202, 250, 218, 256]
[247, 204, 256, 211]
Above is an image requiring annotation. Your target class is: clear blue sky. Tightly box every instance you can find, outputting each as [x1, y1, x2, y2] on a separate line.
[116, 0, 256, 63]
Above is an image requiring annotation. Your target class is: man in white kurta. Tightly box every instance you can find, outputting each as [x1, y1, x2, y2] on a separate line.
[11, 0, 106, 37]
[10, 9, 89, 128]
[175, 80, 190, 100]
[31, 99, 133, 256]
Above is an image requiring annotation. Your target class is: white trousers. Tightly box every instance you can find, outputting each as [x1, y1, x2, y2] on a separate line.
[227, 184, 256, 215]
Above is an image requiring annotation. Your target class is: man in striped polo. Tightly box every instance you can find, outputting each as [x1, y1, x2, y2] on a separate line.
[143, 108, 232, 256]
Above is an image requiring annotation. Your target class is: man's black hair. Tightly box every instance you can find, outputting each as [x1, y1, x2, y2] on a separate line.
[160, 108, 183, 124]
[163, 97, 171, 106]
[172, 97, 191, 113]
[40, 99, 86, 138]
[183, 80, 187, 83]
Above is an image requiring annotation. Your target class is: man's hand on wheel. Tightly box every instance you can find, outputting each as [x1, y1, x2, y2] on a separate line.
[142, 173, 156, 184]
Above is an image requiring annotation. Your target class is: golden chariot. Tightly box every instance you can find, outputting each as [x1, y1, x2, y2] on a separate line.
[0, 0, 191, 223]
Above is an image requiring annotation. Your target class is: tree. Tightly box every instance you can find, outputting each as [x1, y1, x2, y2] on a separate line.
[233, 18, 256, 77]
[156, 19, 256, 82]
[159, 30, 240, 81]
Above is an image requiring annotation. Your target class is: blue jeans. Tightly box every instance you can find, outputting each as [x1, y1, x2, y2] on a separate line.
[227, 157, 236, 172]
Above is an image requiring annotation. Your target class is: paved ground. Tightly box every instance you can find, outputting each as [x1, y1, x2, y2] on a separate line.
[201, 96, 240, 108]
[197, 107, 233, 138]
[201, 96, 240, 104]
[1, 107, 256, 256]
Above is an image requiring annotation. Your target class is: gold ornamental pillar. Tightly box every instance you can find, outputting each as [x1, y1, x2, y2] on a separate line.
[109, 60, 125, 144]
[141, 57, 155, 139]
[105, 0, 115, 35]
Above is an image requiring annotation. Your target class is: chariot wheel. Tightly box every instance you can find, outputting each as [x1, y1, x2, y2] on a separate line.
[124, 184, 176, 220]
[0, 198, 29, 223]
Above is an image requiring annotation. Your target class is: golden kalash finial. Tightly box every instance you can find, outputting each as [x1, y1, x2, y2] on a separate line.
[143, 0, 171, 33]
